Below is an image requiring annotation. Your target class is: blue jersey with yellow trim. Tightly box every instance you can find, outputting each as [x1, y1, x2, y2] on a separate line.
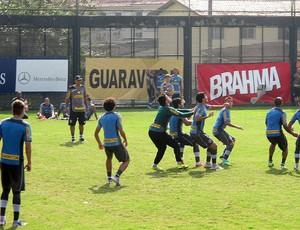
[156, 75, 165, 93]
[98, 111, 122, 147]
[149, 106, 193, 133]
[213, 107, 230, 135]
[169, 116, 182, 138]
[190, 104, 210, 134]
[289, 109, 300, 125]
[170, 75, 182, 95]
[265, 107, 286, 137]
[0, 118, 32, 165]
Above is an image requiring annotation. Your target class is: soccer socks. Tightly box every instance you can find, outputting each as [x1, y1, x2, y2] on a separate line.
[194, 152, 200, 164]
[223, 149, 231, 160]
[115, 169, 123, 178]
[0, 200, 7, 216]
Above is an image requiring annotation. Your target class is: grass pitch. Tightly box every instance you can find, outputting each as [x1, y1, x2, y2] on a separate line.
[0, 106, 300, 229]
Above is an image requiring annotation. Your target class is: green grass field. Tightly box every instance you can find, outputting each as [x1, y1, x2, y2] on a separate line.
[0, 106, 300, 229]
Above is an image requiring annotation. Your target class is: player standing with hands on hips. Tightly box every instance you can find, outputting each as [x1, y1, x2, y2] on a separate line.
[94, 97, 130, 186]
[65, 75, 88, 142]
[0, 100, 32, 227]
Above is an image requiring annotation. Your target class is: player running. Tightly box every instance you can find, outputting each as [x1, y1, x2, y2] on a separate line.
[213, 96, 243, 166]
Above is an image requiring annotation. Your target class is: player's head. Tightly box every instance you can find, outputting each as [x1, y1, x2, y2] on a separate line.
[225, 96, 233, 108]
[103, 97, 116, 111]
[164, 74, 171, 82]
[172, 97, 184, 108]
[16, 91, 22, 98]
[12, 100, 25, 116]
[158, 94, 172, 106]
[196, 92, 207, 103]
[274, 97, 283, 107]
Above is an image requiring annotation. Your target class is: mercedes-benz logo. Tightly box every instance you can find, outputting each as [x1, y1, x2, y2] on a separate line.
[18, 72, 31, 84]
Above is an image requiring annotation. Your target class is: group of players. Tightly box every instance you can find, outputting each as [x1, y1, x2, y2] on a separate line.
[149, 92, 244, 171]
[2, 72, 300, 227]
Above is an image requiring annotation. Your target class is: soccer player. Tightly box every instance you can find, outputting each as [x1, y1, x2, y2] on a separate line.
[155, 68, 167, 95]
[213, 96, 244, 166]
[190, 92, 224, 170]
[287, 99, 300, 171]
[148, 94, 194, 170]
[170, 67, 183, 99]
[0, 100, 32, 227]
[170, 97, 203, 167]
[11, 91, 29, 119]
[266, 97, 298, 169]
[85, 97, 98, 120]
[94, 97, 130, 186]
[65, 75, 88, 142]
[37, 97, 55, 119]
[160, 74, 174, 97]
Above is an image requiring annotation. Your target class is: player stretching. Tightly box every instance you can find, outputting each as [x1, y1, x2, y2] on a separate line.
[190, 92, 224, 170]
[266, 97, 297, 169]
[287, 99, 300, 171]
[149, 94, 194, 170]
[213, 96, 243, 166]
[170, 97, 203, 167]
[94, 97, 130, 186]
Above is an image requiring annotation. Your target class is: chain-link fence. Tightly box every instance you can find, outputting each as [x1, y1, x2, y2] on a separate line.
[0, 0, 299, 108]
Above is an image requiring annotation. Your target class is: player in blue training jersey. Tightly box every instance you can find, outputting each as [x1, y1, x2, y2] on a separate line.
[213, 96, 244, 166]
[148, 94, 194, 170]
[190, 92, 225, 170]
[266, 97, 298, 169]
[0, 100, 32, 227]
[170, 67, 183, 99]
[155, 68, 167, 95]
[170, 97, 203, 167]
[94, 97, 130, 186]
[288, 99, 300, 171]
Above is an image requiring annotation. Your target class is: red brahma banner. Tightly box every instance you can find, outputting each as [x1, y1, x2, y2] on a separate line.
[197, 62, 291, 105]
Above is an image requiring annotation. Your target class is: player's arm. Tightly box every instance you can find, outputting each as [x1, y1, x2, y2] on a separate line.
[225, 121, 243, 130]
[207, 104, 227, 110]
[168, 85, 174, 96]
[180, 80, 184, 98]
[284, 124, 298, 137]
[118, 126, 128, 147]
[51, 105, 55, 118]
[194, 111, 214, 121]
[94, 126, 104, 150]
[160, 84, 164, 95]
[24, 142, 31, 172]
[182, 117, 192, 126]
[65, 90, 70, 113]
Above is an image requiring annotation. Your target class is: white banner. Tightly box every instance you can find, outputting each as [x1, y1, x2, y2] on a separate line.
[16, 59, 68, 92]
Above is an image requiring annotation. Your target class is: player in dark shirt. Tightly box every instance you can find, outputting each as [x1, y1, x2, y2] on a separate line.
[148, 94, 194, 170]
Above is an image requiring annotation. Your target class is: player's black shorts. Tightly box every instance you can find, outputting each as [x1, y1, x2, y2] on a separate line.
[214, 130, 235, 146]
[105, 144, 130, 162]
[191, 132, 214, 149]
[1, 163, 25, 192]
[174, 133, 194, 147]
[69, 110, 86, 126]
[267, 135, 287, 151]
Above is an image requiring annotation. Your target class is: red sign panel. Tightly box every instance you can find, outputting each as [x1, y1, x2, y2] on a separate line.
[197, 62, 291, 105]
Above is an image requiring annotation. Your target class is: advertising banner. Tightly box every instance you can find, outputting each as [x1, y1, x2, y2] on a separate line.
[16, 59, 68, 92]
[197, 62, 291, 105]
[85, 58, 183, 100]
[0, 58, 16, 93]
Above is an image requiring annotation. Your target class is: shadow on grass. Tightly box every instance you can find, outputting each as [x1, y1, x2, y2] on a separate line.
[145, 166, 223, 179]
[288, 170, 300, 178]
[60, 141, 85, 147]
[265, 167, 290, 175]
[89, 184, 125, 194]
